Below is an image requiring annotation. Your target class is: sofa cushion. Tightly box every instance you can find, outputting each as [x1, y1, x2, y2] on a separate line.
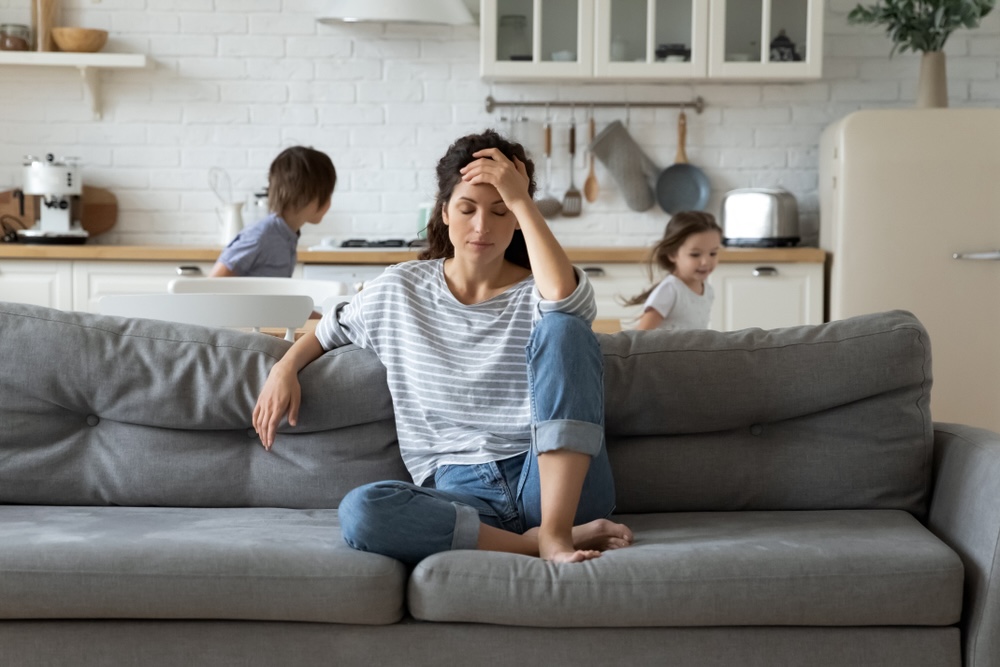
[0, 302, 408, 508]
[600, 310, 934, 516]
[408, 510, 963, 628]
[0, 506, 404, 624]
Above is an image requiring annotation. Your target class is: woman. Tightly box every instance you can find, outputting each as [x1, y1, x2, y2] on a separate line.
[253, 130, 632, 565]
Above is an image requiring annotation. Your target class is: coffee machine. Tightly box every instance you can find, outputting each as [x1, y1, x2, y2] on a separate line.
[17, 154, 88, 244]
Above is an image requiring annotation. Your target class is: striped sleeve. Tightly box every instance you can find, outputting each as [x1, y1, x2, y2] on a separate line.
[534, 265, 597, 324]
[314, 292, 370, 351]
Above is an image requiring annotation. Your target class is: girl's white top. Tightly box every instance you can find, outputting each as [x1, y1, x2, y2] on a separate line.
[315, 258, 596, 485]
[643, 273, 714, 330]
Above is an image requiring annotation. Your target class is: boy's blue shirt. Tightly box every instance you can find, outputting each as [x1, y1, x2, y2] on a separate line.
[217, 213, 300, 277]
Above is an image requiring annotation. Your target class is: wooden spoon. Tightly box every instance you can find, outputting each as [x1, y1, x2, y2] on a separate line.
[583, 116, 599, 203]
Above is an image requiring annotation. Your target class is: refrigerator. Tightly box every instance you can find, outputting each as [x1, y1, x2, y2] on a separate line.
[820, 109, 1000, 433]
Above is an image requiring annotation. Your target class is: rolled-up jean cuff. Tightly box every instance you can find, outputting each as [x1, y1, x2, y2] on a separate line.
[451, 502, 481, 551]
[532, 419, 604, 457]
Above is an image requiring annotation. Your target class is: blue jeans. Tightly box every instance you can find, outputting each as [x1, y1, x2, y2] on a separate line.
[339, 312, 615, 565]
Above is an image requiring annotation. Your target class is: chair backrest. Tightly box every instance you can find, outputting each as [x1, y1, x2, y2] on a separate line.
[98, 293, 314, 341]
[168, 277, 350, 313]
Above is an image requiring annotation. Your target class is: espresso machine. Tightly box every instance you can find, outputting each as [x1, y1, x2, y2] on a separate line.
[17, 154, 88, 244]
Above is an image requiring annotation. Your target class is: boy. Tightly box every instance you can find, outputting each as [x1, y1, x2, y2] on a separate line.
[209, 146, 336, 277]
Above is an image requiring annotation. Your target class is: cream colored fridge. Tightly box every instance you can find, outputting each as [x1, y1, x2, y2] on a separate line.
[820, 109, 1000, 432]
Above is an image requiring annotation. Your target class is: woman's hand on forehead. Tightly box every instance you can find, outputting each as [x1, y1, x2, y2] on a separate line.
[459, 148, 531, 208]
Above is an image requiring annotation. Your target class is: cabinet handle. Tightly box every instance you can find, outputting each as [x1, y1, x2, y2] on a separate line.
[176, 265, 204, 276]
[582, 266, 607, 278]
[953, 250, 1000, 261]
[752, 266, 779, 277]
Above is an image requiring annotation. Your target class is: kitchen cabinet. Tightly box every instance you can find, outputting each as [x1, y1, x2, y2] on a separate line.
[708, 261, 822, 331]
[0, 51, 148, 119]
[72, 261, 219, 312]
[581, 259, 822, 331]
[593, 0, 710, 79]
[0, 259, 72, 309]
[481, 0, 823, 81]
[707, 0, 823, 80]
[0, 247, 825, 330]
[578, 262, 649, 325]
[481, 0, 594, 80]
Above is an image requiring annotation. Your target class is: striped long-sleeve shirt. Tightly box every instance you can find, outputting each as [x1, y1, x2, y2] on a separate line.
[314, 258, 596, 485]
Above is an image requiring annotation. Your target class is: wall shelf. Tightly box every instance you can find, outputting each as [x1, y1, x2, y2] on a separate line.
[0, 52, 148, 120]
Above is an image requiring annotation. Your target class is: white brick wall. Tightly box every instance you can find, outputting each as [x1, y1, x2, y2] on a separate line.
[1, 2, 998, 248]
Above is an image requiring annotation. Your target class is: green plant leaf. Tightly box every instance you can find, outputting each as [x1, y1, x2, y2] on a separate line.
[847, 0, 994, 52]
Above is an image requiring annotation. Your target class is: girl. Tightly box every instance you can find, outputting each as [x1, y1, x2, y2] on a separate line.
[252, 130, 632, 565]
[625, 211, 723, 331]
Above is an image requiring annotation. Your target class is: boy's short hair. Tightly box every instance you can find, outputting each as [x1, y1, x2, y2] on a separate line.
[268, 146, 337, 215]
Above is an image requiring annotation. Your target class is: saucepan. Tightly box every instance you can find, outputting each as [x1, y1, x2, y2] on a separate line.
[655, 111, 710, 214]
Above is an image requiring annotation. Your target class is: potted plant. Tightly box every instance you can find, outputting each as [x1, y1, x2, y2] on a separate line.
[848, 0, 996, 107]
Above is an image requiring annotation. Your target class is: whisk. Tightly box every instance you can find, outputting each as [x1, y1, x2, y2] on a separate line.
[208, 167, 233, 206]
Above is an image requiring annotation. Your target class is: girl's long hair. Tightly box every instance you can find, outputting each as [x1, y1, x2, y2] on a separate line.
[418, 130, 536, 269]
[622, 211, 723, 307]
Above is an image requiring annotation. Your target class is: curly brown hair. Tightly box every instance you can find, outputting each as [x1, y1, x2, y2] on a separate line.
[623, 211, 723, 307]
[418, 129, 536, 269]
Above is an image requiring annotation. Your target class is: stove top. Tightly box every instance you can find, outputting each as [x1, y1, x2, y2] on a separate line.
[309, 238, 427, 251]
[340, 238, 419, 248]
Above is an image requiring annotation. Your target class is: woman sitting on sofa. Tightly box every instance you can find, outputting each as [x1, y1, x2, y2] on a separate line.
[252, 130, 633, 565]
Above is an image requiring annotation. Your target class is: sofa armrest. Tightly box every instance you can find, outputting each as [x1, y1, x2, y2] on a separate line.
[928, 422, 1000, 667]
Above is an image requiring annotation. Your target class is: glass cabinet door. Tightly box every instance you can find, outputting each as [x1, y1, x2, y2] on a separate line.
[707, 0, 823, 78]
[594, 0, 709, 78]
[481, 0, 593, 79]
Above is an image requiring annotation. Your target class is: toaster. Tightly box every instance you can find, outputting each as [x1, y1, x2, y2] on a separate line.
[720, 188, 800, 247]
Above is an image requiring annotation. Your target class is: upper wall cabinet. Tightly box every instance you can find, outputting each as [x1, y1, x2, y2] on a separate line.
[481, 0, 595, 80]
[593, 0, 710, 79]
[480, 0, 823, 82]
[707, 0, 823, 79]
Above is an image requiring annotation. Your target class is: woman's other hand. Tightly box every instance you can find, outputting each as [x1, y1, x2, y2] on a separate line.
[252, 363, 301, 451]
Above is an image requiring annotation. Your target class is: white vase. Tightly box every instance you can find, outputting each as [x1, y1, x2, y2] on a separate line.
[916, 51, 948, 108]
[217, 203, 244, 246]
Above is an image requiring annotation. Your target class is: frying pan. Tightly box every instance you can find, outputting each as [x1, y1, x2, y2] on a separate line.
[655, 111, 710, 213]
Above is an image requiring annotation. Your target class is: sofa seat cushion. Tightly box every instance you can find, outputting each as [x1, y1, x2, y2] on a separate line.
[0, 506, 404, 625]
[408, 510, 963, 628]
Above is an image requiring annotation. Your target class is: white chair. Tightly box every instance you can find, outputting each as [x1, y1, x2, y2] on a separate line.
[98, 293, 314, 342]
[168, 277, 350, 314]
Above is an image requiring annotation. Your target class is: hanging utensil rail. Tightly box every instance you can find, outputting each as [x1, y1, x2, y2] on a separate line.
[485, 95, 704, 114]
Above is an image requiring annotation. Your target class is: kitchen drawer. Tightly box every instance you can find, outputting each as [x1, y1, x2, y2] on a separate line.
[578, 262, 650, 326]
[709, 262, 823, 331]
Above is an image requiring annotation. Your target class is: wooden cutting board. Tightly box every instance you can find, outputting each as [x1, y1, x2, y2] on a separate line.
[79, 186, 118, 236]
[0, 186, 118, 237]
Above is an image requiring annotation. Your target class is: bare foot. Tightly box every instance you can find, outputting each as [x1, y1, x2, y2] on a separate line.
[572, 518, 634, 552]
[523, 519, 634, 560]
[538, 529, 602, 563]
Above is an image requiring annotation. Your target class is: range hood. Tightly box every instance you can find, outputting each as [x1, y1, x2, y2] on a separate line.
[317, 0, 475, 25]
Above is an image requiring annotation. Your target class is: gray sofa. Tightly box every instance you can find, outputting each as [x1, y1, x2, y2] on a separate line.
[0, 301, 997, 667]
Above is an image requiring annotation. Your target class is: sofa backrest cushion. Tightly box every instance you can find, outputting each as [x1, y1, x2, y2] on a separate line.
[601, 309, 933, 517]
[0, 303, 932, 517]
[0, 302, 407, 509]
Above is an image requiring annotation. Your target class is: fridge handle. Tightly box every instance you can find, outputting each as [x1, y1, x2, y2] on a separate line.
[952, 250, 1000, 261]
